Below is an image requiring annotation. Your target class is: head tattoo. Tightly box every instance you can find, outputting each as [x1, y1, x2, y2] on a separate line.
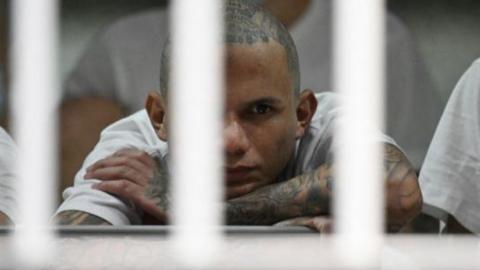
[160, 0, 300, 96]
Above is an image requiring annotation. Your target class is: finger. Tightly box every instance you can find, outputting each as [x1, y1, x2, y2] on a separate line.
[93, 181, 168, 224]
[87, 165, 150, 186]
[310, 217, 333, 233]
[86, 154, 153, 178]
[113, 149, 156, 168]
[273, 217, 313, 227]
[87, 149, 155, 174]
[92, 180, 145, 201]
[136, 197, 169, 224]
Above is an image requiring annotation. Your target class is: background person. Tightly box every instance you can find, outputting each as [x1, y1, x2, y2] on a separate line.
[419, 59, 480, 234]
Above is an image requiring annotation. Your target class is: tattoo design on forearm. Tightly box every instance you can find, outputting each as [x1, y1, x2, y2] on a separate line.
[144, 156, 170, 211]
[55, 210, 111, 225]
[383, 144, 422, 231]
[226, 158, 334, 225]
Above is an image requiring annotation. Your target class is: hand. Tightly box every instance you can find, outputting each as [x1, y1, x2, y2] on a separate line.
[85, 148, 169, 224]
[274, 216, 332, 234]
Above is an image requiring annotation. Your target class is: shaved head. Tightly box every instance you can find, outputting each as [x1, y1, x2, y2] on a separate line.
[159, 0, 300, 96]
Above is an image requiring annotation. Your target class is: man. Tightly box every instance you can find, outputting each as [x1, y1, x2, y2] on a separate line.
[55, 0, 421, 231]
[0, 127, 17, 225]
[420, 59, 480, 234]
[60, 0, 441, 194]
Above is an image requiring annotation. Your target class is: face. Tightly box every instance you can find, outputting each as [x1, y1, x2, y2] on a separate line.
[146, 41, 316, 200]
[223, 42, 299, 199]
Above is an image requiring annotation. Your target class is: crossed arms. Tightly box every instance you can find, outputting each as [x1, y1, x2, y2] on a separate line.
[55, 143, 422, 232]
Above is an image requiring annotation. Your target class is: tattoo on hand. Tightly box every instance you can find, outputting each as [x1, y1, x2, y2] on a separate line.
[144, 156, 170, 211]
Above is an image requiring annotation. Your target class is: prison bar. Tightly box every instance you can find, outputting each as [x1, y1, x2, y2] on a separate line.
[10, 0, 59, 267]
[170, 0, 224, 268]
[333, 0, 385, 267]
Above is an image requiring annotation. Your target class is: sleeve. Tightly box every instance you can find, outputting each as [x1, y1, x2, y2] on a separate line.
[0, 128, 18, 223]
[419, 60, 480, 233]
[55, 111, 163, 225]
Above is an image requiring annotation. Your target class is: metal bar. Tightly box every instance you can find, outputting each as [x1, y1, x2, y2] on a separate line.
[170, 0, 224, 268]
[10, 0, 58, 267]
[333, 0, 385, 267]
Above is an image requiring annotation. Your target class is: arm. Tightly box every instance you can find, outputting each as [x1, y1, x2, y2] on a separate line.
[226, 160, 332, 225]
[226, 143, 422, 231]
[54, 210, 111, 225]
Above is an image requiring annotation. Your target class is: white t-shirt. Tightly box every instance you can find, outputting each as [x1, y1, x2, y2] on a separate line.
[64, 1, 441, 169]
[0, 127, 18, 223]
[57, 92, 396, 225]
[419, 59, 480, 233]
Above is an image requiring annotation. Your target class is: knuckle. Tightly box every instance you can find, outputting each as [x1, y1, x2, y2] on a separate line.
[117, 180, 130, 192]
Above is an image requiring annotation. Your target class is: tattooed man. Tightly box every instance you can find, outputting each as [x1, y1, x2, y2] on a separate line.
[55, 0, 422, 232]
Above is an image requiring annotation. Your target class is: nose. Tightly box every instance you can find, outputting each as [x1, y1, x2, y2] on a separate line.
[224, 119, 250, 156]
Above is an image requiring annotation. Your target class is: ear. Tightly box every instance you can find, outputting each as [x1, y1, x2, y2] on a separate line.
[145, 91, 168, 141]
[295, 89, 317, 139]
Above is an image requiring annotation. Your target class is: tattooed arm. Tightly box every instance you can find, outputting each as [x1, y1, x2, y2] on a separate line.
[226, 143, 422, 232]
[226, 161, 333, 225]
[54, 210, 111, 225]
[383, 144, 423, 232]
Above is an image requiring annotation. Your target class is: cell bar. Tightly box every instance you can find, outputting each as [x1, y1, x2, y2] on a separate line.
[170, 0, 224, 268]
[10, 0, 59, 267]
[333, 0, 385, 267]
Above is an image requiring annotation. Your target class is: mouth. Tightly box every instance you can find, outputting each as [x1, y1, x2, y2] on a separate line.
[225, 166, 256, 185]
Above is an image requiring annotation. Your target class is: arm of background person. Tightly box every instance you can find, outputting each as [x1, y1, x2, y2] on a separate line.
[59, 97, 124, 198]
[226, 143, 422, 232]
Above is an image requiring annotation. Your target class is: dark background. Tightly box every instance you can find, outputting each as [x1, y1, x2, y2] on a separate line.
[1, 0, 480, 113]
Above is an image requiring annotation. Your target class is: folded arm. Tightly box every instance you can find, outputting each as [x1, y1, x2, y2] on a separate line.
[226, 143, 422, 231]
[58, 144, 421, 230]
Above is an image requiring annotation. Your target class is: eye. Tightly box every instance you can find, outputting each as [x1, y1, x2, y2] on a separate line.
[251, 103, 272, 115]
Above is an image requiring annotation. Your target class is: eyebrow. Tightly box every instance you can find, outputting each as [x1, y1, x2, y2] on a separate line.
[246, 97, 283, 106]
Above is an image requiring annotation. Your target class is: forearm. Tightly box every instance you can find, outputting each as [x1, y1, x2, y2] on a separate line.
[54, 210, 111, 225]
[226, 164, 332, 225]
[225, 143, 422, 230]
[384, 144, 423, 232]
[0, 212, 12, 226]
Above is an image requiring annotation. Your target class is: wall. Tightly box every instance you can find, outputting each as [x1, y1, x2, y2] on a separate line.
[60, 0, 480, 103]
[60, 0, 166, 80]
[389, 0, 480, 102]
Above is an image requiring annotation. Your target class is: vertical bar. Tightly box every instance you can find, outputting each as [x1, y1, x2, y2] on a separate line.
[170, 0, 224, 268]
[10, 0, 58, 267]
[333, 0, 385, 268]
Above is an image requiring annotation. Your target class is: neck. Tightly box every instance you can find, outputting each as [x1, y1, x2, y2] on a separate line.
[262, 0, 311, 29]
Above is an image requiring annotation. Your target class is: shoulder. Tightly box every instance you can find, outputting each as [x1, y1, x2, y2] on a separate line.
[98, 109, 163, 150]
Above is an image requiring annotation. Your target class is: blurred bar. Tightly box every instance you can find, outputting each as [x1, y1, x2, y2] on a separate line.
[333, 0, 385, 267]
[170, 0, 224, 268]
[10, 0, 58, 267]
